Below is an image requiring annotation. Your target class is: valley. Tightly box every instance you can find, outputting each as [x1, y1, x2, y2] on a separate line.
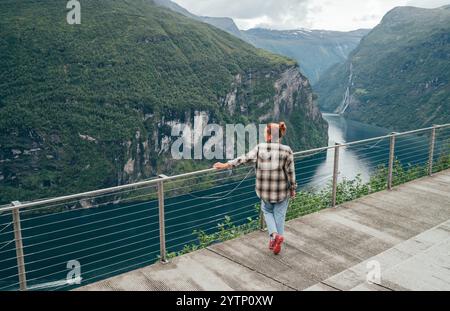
[315, 5, 450, 131]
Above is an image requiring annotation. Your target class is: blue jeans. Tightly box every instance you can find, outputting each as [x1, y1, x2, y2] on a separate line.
[261, 198, 289, 237]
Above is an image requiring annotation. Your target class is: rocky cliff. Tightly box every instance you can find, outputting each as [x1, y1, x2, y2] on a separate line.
[0, 0, 327, 204]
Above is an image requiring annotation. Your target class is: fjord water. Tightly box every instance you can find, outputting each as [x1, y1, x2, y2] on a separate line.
[0, 115, 437, 291]
[310, 113, 391, 186]
[310, 113, 441, 187]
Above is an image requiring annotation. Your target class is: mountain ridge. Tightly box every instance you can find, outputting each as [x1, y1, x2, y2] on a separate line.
[152, 0, 243, 38]
[315, 5, 450, 130]
[153, 0, 370, 84]
[242, 28, 371, 84]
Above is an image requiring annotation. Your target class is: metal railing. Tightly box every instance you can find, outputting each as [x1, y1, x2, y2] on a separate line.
[0, 123, 449, 291]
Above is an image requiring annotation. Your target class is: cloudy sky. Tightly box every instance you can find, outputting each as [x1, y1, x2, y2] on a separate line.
[172, 0, 450, 31]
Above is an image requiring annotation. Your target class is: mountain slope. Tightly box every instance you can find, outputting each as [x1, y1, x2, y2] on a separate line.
[153, 0, 243, 38]
[0, 0, 327, 204]
[315, 5, 450, 130]
[243, 28, 370, 84]
[152, 0, 368, 84]
[200, 16, 243, 39]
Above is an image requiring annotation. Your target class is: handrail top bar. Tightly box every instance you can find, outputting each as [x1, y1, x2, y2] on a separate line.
[0, 123, 448, 212]
[292, 124, 447, 155]
[0, 167, 217, 212]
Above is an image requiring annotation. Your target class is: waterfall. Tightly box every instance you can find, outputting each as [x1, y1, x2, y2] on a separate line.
[336, 63, 353, 115]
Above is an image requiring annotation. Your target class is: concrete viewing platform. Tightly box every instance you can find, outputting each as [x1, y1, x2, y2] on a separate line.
[78, 170, 450, 291]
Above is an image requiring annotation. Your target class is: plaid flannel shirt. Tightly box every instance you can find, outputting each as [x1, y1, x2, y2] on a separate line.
[228, 143, 297, 203]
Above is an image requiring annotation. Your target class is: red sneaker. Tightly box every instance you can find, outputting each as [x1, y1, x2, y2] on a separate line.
[269, 239, 275, 250]
[273, 234, 284, 255]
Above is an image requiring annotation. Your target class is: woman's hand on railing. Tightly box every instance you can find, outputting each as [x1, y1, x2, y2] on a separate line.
[213, 162, 232, 170]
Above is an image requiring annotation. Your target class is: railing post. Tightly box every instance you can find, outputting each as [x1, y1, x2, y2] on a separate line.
[157, 175, 168, 264]
[11, 201, 27, 291]
[428, 125, 437, 176]
[331, 143, 341, 208]
[387, 132, 397, 190]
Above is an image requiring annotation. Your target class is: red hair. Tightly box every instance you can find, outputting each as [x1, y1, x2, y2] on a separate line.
[266, 122, 287, 141]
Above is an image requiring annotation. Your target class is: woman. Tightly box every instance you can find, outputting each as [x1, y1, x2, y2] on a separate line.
[214, 122, 297, 255]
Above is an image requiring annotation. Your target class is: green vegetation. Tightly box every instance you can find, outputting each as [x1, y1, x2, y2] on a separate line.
[153, 0, 244, 39]
[315, 5, 450, 131]
[0, 0, 327, 205]
[164, 152, 450, 259]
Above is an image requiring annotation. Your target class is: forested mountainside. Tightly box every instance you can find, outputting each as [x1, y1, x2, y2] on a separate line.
[154, 0, 369, 85]
[315, 5, 450, 131]
[153, 0, 243, 38]
[0, 0, 327, 204]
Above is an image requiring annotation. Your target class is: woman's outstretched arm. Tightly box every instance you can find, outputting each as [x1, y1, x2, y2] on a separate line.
[213, 145, 259, 170]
